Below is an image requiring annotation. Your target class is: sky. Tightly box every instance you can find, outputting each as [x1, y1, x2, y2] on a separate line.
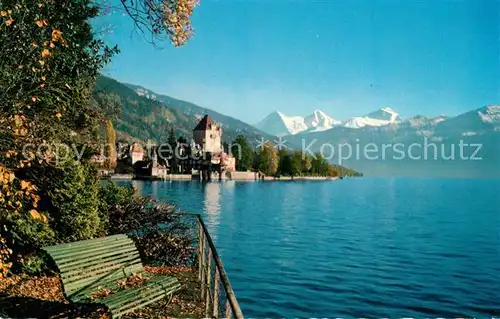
[98, 0, 500, 124]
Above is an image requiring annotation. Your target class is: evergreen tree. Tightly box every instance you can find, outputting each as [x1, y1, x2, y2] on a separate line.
[291, 152, 302, 176]
[167, 127, 178, 173]
[231, 135, 254, 171]
[105, 120, 117, 169]
[278, 150, 292, 176]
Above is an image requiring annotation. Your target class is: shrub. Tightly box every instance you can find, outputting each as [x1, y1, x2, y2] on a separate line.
[107, 196, 196, 266]
[98, 181, 135, 231]
[0, 164, 54, 276]
[49, 159, 103, 242]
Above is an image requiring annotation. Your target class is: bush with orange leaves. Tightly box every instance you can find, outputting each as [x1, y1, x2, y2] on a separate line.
[0, 163, 54, 277]
[0, 0, 117, 275]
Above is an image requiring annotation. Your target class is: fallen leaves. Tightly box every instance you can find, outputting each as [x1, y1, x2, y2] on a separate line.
[0, 275, 110, 318]
[116, 272, 149, 289]
[144, 265, 194, 276]
[0, 267, 203, 319]
[0, 275, 65, 302]
[90, 287, 114, 300]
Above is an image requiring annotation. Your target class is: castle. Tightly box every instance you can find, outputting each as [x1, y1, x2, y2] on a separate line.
[126, 115, 235, 180]
[193, 115, 235, 179]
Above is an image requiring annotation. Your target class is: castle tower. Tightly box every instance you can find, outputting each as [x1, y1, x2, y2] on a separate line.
[193, 115, 222, 154]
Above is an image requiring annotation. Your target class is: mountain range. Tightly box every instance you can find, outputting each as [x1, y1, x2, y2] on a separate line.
[255, 110, 341, 136]
[285, 105, 500, 178]
[255, 107, 405, 136]
[94, 75, 500, 178]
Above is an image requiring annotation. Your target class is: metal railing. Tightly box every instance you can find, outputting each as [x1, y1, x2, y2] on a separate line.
[197, 215, 244, 319]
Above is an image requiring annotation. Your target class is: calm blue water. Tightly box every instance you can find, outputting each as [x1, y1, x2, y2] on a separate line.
[121, 178, 500, 318]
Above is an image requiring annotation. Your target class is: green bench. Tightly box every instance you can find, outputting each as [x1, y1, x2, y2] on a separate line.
[43, 234, 181, 318]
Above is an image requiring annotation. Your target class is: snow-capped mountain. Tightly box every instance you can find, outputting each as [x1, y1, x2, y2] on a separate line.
[435, 105, 500, 136]
[304, 110, 342, 132]
[342, 107, 402, 128]
[284, 104, 500, 178]
[254, 110, 340, 136]
[254, 111, 308, 136]
[403, 115, 448, 127]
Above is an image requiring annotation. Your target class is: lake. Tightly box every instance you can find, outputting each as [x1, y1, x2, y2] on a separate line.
[120, 178, 500, 318]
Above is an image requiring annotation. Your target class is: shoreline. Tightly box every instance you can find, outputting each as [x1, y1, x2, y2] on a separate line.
[105, 173, 341, 182]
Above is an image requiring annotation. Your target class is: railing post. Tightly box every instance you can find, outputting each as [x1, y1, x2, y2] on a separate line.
[197, 214, 244, 319]
[225, 299, 232, 319]
[200, 237, 206, 301]
[212, 268, 220, 318]
[198, 219, 203, 281]
[205, 249, 212, 317]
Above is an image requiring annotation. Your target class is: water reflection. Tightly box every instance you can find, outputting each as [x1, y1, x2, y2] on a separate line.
[131, 180, 143, 194]
[202, 182, 222, 238]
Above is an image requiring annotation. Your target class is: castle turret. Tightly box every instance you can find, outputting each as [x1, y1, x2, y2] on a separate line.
[193, 115, 222, 154]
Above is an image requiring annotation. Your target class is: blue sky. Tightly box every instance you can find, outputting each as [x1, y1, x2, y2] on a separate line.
[98, 0, 499, 124]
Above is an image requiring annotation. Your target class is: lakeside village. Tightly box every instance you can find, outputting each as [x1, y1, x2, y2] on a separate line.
[93, 115, 361, 181]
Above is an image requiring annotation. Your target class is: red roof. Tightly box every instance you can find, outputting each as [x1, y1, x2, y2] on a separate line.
[194, 115, 215, 131]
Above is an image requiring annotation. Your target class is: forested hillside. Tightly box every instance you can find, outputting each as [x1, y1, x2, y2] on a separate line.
[93, 76, 275, 145]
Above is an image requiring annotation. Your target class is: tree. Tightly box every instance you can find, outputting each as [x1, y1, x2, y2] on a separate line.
[327, 165, 339, 177]
[291, 152, 302, 177]
[1, 1, 119, 157]
[167, 127, 178, 173]
[278, 150, 292, 176]
[311, 153, 329, 176]
[258, 142, 278, 176]
[252, 151, 260, 171]
[105, 120, 117, 169]
[49, 159, 104, 242]
[301, 155, 312, 174]
[231, 135, 253, 171]
[0, 0, 118, 274]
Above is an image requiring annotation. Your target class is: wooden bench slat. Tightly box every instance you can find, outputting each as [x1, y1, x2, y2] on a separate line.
[52, 240, 137, 263]
[102, 276, 178, 308]
[103, 276, 180, 317]
[57, 250, 141, 273]
[61, 255, 142, 280]
[44, 234, 128, 251]
[47, 238, 133, 259]
[45, 236, 130, 254]
[63, 260, 143, 287]
[67, 268, 148, 302]
[55, 244, 138, 265]
[64, 264, 144, 296]
[113, 285, 180, 318]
